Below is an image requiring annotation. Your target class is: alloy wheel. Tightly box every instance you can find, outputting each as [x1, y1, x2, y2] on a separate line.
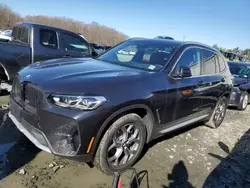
[213, 100, 226, 125]
[107, 123, 142, 167]
[242, 95, 248, 109]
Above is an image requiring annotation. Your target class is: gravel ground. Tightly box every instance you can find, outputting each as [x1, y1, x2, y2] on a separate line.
[0, 95, 250, 188]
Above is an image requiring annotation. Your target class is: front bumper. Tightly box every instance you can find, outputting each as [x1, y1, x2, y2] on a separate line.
[9, 97, 97, 162]
[9, 112, 51, 153]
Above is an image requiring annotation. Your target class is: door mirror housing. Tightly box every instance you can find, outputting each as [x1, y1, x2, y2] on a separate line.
[91, 50, 98, 57]
[179, 66, 192, 78]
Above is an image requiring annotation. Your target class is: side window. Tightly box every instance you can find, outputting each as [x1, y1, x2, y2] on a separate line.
[19, 27, 29, 44]
[40, 29, 58, 49]
[12, 26, 29, 44]
[117, 45, 138, 62]
[217, 55, 226, 72]
[173, 48, 201, 77]
[201, 50, 216, 75]
[61, 33, 90, 55]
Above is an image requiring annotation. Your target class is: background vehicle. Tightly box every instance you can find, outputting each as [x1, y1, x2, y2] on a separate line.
[228, 61, 250, 110]
[0, 30, 12, 42]
[9, 39, 232, 175]
[0, 22, 98, 91]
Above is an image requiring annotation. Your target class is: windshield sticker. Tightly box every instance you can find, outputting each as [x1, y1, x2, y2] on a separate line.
[148, 65, 156, 70]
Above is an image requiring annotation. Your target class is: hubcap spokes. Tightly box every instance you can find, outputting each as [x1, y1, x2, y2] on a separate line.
[107, 124, 141, 167]
[214, 102, 226, 123]
[243, 95, 248, 109]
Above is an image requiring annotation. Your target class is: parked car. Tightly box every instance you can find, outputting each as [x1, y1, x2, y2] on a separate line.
[0, 30, 12, 42]
[9, 38, 232, 174]
[0, 22, 98, 91]
[228, 61, 250, 110]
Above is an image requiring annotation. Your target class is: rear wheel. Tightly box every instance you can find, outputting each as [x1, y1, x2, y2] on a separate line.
[94, 113, 146, 174]
[238, 91, 248, 111]
[205, 96, 228, 129]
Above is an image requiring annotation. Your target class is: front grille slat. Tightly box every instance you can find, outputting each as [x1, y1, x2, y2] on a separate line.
[12, 77, 44, 109]
[25, 83, 44, 108]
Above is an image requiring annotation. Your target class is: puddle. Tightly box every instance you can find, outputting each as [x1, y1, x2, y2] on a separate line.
[0, 142, 16, 179]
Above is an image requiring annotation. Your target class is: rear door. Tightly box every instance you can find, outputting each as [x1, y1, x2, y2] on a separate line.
[33, 28, 63, 62]
[199, 49, 226, 112]
[59, 32, 91, 58]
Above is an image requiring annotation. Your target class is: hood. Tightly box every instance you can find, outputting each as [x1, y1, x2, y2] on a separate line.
[232, 76, 248, 86]
[19, 58, 152, 94]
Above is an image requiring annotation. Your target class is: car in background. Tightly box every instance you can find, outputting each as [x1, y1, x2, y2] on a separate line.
[228, 61, 250, 110]
[0, 22, 98, 91]
[0, 30, 12, 42]
[154, 36, 174, 40]
[9, 38, 232, 174]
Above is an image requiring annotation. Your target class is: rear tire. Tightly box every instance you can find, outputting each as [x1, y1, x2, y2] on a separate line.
[94, 113, 146, 174]
[205, 96, 228, 129]
[238, 91, 248, 111]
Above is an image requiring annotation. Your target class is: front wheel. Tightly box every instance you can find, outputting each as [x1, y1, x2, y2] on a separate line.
[238, 91, 248, 111]
[94, 113, 146, 174]
[205, 96, 228, 129]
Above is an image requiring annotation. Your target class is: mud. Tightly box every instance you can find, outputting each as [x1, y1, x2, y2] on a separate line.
[0, 95, 250, 188]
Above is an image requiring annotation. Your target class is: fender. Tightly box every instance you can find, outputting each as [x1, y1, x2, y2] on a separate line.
[90, 104, 156, 155]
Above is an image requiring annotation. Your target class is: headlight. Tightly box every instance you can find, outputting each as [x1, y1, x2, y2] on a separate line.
[50, 94, 107, 110]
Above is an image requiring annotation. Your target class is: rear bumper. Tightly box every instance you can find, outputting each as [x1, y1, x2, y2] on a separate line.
[229, 87, 242, 107]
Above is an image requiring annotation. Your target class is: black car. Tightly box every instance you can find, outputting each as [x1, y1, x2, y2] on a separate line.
[228, 61, 250, 110]
[9, 38, 232, 174]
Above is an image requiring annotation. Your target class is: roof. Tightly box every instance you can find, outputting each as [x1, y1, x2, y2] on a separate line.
[15, 22, 72, 32]
[129, 38, 184, 46]
[129, 38, 218, 52]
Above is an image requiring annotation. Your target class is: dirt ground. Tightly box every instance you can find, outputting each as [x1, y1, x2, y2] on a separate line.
[1, 95, 250, 188]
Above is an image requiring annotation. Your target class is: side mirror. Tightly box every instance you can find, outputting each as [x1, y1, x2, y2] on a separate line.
[91, 50, 98, 57]
[179, 66, 192, 78]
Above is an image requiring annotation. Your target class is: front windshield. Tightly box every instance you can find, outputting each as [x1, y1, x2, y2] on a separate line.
[97, 40, 178, 72]
[229, 64, 250, 77]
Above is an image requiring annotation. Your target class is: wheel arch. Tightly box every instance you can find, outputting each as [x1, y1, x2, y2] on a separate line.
[0, 62, 10, 81]
[91, 104, 156, 156]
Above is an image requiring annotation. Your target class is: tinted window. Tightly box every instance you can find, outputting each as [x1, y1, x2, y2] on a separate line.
[217, 55, 226, 72]
[40, 29, 58, 49]
[98, 40, 178, 72]
[61, 33, 89, 55]
[201, 50, 216, 75]
[12, 26, 29, 44]
[173, 48, 201, 77]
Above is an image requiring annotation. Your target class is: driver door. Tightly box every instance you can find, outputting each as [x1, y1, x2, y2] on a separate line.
[164, 47, 207, 124]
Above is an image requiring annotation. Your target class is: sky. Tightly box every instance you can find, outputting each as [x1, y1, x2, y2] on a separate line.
[1, 0, 250, 49]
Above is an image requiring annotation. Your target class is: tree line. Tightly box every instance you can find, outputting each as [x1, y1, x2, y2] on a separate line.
[212, 44, 250, 59]
[0, 4, 128, 46]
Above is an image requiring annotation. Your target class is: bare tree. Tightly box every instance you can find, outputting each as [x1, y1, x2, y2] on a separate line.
[0, 3, 128, 46]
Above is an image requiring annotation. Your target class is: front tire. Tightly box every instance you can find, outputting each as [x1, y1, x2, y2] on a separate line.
[94, 113, 146, 174]
[238, 91, 248, 111]
[205, 96, 228, 129]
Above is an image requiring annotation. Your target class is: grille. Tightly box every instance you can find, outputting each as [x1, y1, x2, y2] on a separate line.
[12, 76, 45, 108]
[24, 83, 44, 108]
[12, 76, 22, 102]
